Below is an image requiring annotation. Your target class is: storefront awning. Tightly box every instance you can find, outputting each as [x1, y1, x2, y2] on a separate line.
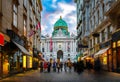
[94, 47, 110, 57]
[83, 51, 88, 55]
[12, 41, 30, 55]
[81, 56, 87, 60]
[0, 32, 10, 42]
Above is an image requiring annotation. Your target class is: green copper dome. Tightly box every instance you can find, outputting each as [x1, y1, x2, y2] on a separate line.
[54, 16, 68, 30]
[52, 16, 70, 37]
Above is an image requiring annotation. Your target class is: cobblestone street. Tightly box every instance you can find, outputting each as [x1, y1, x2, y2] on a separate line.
[0, 69, 120, 82]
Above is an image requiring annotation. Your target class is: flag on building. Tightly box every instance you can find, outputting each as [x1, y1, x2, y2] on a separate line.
[28, 29, 35, 37]
[36, 22, 41, 32]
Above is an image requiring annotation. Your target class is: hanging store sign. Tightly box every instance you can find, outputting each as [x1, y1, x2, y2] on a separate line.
[78, 44, 88, 48]
[0, 33, 4, 46]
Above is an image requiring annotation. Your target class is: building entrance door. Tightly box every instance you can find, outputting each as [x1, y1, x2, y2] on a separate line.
[57, 50, 63, 62]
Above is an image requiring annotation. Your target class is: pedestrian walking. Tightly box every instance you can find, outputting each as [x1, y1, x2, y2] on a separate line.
[68, 61, 72, 72]
[60, 62, 63, 72]
[43, 62, 48, 72]
[57, 62, 60, 73]
[47, 62, 51, 72]
[94, 57, 101, 71]
[64, 62, 67, 72]
[73, 61, 77, 72]
[40, 61, 43, 72]
[53, 61, 56, 72]
[76, 60, 84, 74]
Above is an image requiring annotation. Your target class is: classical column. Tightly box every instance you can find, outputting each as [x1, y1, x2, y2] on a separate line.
[44, 41, 46, 52]
[55, 41, 57, 51]
[65, 42, 67, 52]
[48, 41, 50, 52]
[73, 41, 74, 52]
[72, 41, 74, 52]
[71, 41, 72, 52]
[54, 41, 55, 52]
[64, 41, 65, 52]
[53, 41, 54, 52]
[70, 41, 72, 52]
[46, 42, 47, 52]
[47, 42, 48, 52]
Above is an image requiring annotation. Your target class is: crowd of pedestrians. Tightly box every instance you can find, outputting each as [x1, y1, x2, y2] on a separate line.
[39, 61, 73, 73]
[39, 58, 101, 74]
[73, 57, 102, 74]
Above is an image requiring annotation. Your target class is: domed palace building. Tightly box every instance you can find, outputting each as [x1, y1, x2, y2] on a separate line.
[40, 16, 77, 62]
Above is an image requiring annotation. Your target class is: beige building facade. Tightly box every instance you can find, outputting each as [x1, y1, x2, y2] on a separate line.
[0, 0, 42, 77]
[75, 0, 120, 72]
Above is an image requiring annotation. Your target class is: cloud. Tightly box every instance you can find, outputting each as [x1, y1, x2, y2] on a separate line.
[41, 0, 76, 36]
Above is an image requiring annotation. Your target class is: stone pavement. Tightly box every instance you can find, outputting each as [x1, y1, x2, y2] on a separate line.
[0, 69, 120, 82]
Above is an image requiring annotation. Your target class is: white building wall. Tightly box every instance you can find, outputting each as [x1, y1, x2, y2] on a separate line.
[40, 37, 77, 62]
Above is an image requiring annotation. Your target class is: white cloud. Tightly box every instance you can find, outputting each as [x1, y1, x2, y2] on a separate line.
[41, 1, 77, 36]
[51, 0, 57, 8]
[52, 0, 57, 3]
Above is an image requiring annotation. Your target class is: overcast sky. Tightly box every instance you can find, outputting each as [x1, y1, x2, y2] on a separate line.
[41, 0, 77, 36]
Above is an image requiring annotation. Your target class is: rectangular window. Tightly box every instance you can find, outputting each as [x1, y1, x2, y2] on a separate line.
[117, 41, 120, 47]
[103, 56, 107, 65]
[102, 30, 105, 42]
[23, 0, 27, 8]
[68, 54, 70, 56]
[30, 6, 32, 20]
[42, 48, 44, 52]
[23, 19, 27, 37]
[102, 4, 105, 19]
[107, 25, 111, 39]
[98, 10, 99, 25]
[37, 6, 38, 16]
[113, 42, 116, 48]
[13, 4, 17, 27]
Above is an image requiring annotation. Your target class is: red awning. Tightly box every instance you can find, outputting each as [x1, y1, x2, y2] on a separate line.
[0, 33, 4, 46]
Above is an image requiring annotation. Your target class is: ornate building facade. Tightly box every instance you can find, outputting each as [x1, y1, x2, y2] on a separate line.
[75, 0, 120, 72]
[41, 17, 77, 62]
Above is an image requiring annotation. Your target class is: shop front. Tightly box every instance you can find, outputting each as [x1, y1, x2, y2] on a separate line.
[0, 32, 10, 77]
[94, 39, 112, 71]
[94, 47, 110, 70]
[112, 29, 120, 72]
[7, 30, 30, 74]
[33, 48, 39, 70]
[26, 51, 33, 70]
